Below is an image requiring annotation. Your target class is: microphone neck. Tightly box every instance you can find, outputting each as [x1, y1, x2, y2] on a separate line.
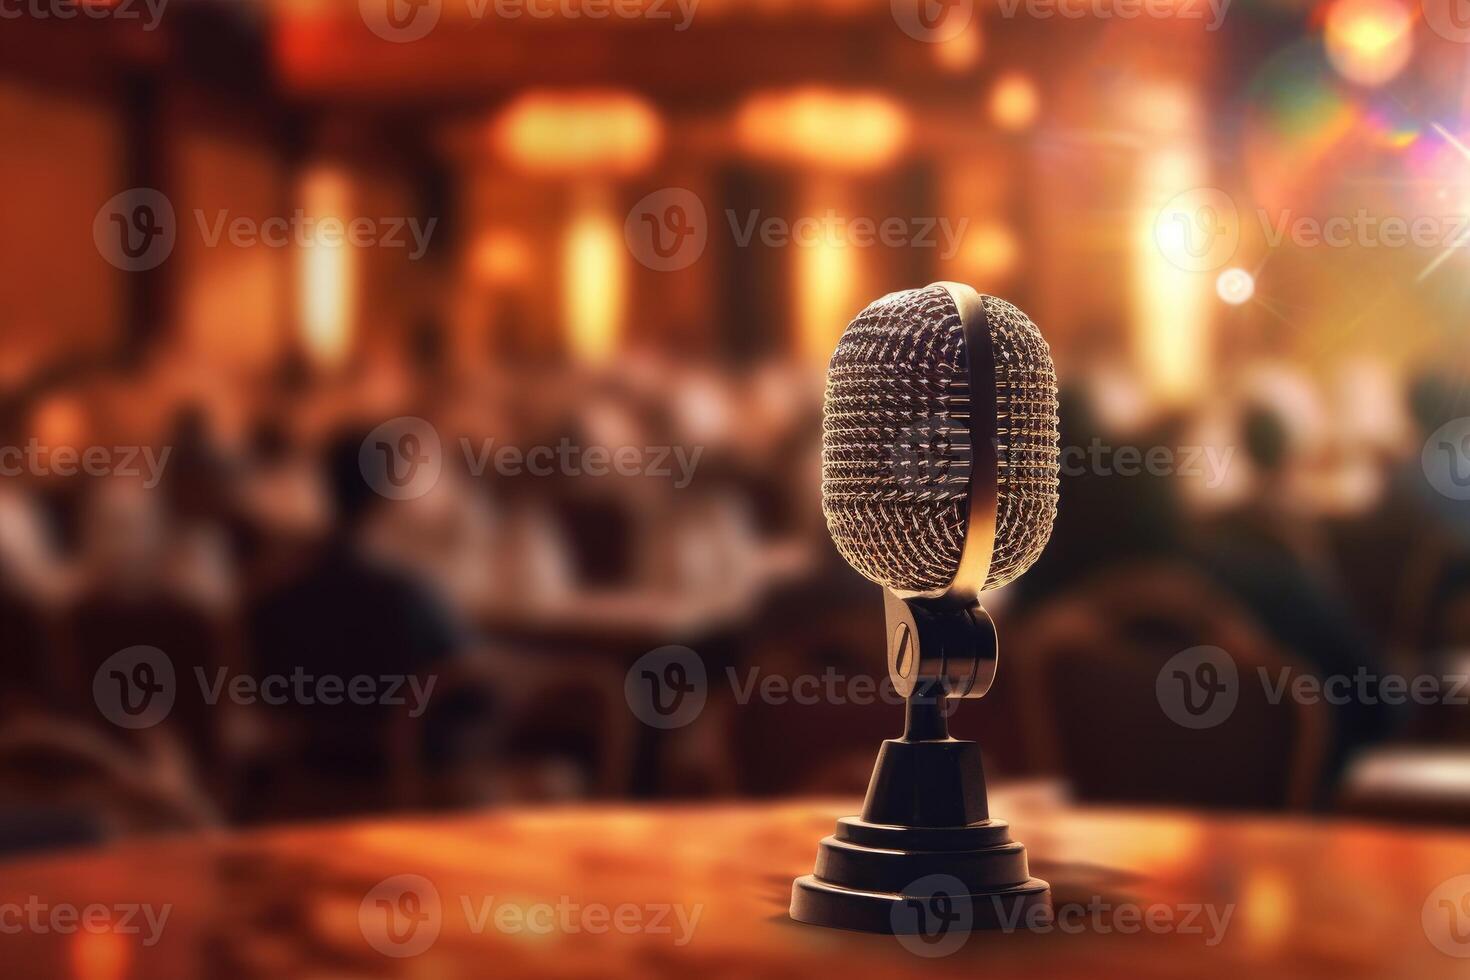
[902, 690, 951, 741]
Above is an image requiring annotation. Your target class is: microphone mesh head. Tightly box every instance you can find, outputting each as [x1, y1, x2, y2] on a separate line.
[821, 285, 1059, 594]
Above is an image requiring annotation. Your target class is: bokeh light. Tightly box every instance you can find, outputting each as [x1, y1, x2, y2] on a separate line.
[297, 165, 355, 369]
[934, 25, 983, 73]
[494, 91, 663, 176]
[1324, 0, 1413, 87]
[563, 199, 625, 364]
[990, 73, 1040, 131]
[472, 230, 532, 287]
[735, 88, 909, 172]
[1217, 267, 1256, 305]
[955, 221, 1019, 281]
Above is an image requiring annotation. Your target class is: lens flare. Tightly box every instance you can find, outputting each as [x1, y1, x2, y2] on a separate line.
[1243, 44, 1358, 210]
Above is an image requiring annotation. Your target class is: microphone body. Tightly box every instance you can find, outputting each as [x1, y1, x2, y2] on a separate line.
[821, 282, 1058, 699]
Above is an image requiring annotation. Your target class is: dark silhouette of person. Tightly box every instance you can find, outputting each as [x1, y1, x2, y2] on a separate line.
[1196, 403, 1396, 794]
[245, 430, 469, 818]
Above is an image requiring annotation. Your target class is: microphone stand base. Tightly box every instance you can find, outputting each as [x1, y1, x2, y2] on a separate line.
[789, 721, 1051, 934]
[791, 870, 1051, 935]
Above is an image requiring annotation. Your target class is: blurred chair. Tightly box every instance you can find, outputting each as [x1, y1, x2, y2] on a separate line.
[62, 479, 230, 769]
[1390, 538, 1470, 742]
[234, 691, 430, 822]
[473, 646, 637, 800]
[725, 599, 889, 797]
[1397, 537, 1470, 656]
[0, 483, 70, 709]
[0, 716, 216, 853]
[67, 593, 228, 762]
[1012, 563, 1330, 811]
[0, 585, 55, 711]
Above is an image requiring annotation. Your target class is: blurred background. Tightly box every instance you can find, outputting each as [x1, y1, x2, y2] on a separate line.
[0, 0, 1469, 850]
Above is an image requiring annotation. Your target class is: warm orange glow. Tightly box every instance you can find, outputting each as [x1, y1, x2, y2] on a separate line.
[563, 199, 625, 364]
[795, 186, 859, 365]
[1325, 0, 1413, 87]
[1241, 868, 1295, 953]
[68, 928, 130, 980]
[472, 230, 532, 286]
[955, 221, 1018, 280]
[989, 73, 1040, 131]
[32, 394, 87, 448]
[934, 25, 983, 73]
[1130, 84, 1199, 135]
[494, 91, 662, 176]
[1134, 140, 1212, 404]
[0, 343, 31, 387]
[297, 165, 355, 368]
[735, 89, 909, 172]
[798, 238, 857, 365]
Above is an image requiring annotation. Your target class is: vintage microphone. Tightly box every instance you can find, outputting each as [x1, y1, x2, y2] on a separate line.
[790, 282, 1060, 933]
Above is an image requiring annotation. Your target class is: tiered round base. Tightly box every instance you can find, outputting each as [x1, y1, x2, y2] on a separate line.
[789, 816, 1052, 934]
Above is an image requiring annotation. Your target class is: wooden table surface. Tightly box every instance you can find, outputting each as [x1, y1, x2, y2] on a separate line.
[2, 793, 1469, 978]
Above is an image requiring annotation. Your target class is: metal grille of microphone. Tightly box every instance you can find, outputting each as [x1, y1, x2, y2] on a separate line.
[821, 285, 1059, 595]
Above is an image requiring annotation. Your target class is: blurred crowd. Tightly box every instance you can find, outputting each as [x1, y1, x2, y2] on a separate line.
[0, 332, 1467, 847]
[0, 340, 824, 842]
